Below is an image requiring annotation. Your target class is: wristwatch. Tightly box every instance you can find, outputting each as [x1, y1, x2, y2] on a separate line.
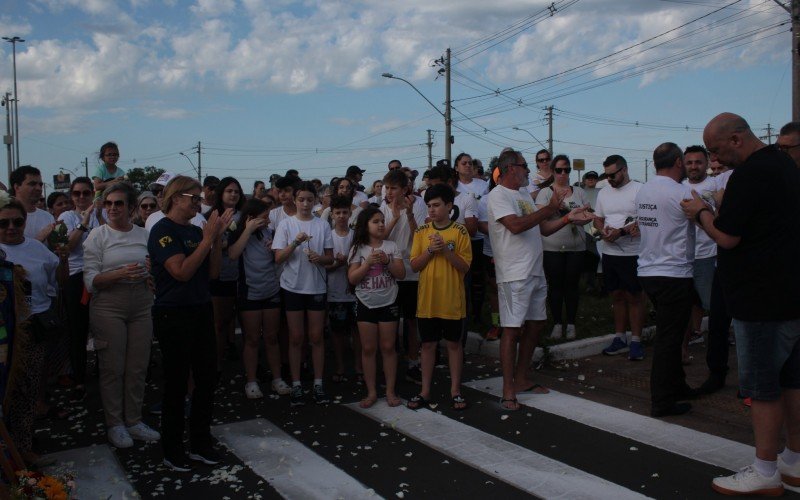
[76, 223, 89, 232]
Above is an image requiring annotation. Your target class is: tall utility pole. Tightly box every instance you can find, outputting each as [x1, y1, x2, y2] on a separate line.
[444, 48, 452, 166]
[426, 129, 433, 168]
[645, 159, 649, 182]
[760, 123, 775, 144]
[83, 157, 88, 177]
[2, 92, 11, 183]
[196, 141, 202, 181]
[773, 0, 799, 120]
[3, 37, 24, 169]
[546, 105, 554, 155]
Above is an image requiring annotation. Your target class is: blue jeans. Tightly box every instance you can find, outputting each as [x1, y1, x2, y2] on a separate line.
[733, 318, 800, 400]
[692, 256, 716, 311]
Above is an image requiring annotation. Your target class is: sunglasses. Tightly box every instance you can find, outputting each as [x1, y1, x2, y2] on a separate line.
[536, 157, 551, 163]
[554, 167, 572, 174]
[103, 200, 126, 208]
[0, 217, 25, 229]
[139, 203, 157, 210]
[72, 189, 93, 198]
[180, 193, 202, 204]
[606, 167, 624, 178]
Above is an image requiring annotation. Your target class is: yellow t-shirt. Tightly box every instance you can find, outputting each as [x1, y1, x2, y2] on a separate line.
[410, 221, 472, 319]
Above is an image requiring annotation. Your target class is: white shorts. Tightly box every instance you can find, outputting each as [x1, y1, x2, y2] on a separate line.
[497, 275, 548, 328]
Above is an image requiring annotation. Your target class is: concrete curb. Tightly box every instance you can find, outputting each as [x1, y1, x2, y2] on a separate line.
[466, 325, 660, 362]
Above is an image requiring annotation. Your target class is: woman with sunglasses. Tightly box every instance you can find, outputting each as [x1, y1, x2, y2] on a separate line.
[133, 192, 158, 227]
[0, 198, 66, 466]
[535, 155, 590, 341]
[83, 183, 160, 449]
[207, 177, 244, 370]
[148, 176, 233, 471]
[59, 176, 104, 397]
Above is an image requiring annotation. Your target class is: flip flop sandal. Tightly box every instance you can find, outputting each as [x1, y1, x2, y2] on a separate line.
[451, 394, 468, 411]
[407, 394, 430, 410]
[500, 397, 520, 411]
[331, 372, 347, 383]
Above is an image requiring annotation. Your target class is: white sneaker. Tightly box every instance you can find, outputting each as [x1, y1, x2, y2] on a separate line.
[245, 381, 264, 399]
[565, 324, 576, 340]
[127, 421, 161, 442]
[711, 465, 784, 496]
[108, 425, 133, 449]
[271, 379, 292, 395]
[778, 454, 800, 486]
[550, 324, 563, 340]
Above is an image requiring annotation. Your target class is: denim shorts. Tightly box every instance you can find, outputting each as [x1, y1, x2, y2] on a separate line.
[733, 318, 800, 400]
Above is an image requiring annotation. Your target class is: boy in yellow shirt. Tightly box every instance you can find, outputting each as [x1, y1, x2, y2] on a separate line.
[409, 183, 472, 410]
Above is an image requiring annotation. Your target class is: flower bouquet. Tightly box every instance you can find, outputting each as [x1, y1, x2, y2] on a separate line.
[11, 470, 75, 500]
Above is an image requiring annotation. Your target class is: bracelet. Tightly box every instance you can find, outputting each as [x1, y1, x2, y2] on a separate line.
[427, 247, 434, 254]
[694, 207, 711, 225]
[561, 215, 570, 225]
[291, 240, 300, 247]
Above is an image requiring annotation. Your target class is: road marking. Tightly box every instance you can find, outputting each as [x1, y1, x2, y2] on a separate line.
[212, 418, 381, 500]
[350, 400, 649, 500]
[465, 377, 752, 471]
[43, 444, 137, 499]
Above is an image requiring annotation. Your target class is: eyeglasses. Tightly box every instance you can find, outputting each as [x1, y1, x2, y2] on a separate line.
[536, 157, 551, 163]
[103, 200, 126, 208]
[180, 193, 202, 204]
[72, 189, 93, 198]
[777, 143, 800, 152]
[0, 217, 25, 229]
[554, 167, 571, 174]
[606, 167, 624, 178]
[139, 203, 157, 210]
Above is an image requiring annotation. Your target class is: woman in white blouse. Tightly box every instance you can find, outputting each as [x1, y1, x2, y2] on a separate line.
[83, 183, 160, 449]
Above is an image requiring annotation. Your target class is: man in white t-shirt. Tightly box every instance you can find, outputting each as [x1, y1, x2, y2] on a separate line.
[487, 150, 593, 411]
[594, 155, 644, 360]
[636, 142, 698, 418]
[10, 165, 55, 242]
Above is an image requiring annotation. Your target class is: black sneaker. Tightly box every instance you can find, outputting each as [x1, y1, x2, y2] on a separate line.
[313, 384, 330, 404]
[188, 446, 222, 465]
[290, 385, 305, 407]
[163, 454, 194, 472]
[405, 365, 422, 385]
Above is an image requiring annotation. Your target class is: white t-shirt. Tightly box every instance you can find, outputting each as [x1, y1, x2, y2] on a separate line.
[82, 224, 149, 294]
[353, 191, 369, 207]
[457, 179, 488, 240]
[24, 208, 55, 241]
[272, 215, 333, 294]
[594, 181, 642, 256]
[268, 206, 294, 231]
[636, 176, 695, 278]
[328, 229, 355, 303]
[453, 191, 478, 227]
[683, 176, 719, 260]
[487, 185, 544, 282]
[319, 206, 363, 230]
[0, 238, 58, 317]
[58, 210, 101, 275]
[477, 196, 492, 257]
[535, 186, 589, 252]
[527, 171, 551, 197]
[380, 196, 427, 282]
[349, 240, 401, 308]
[715, 169, 734, 189]
[145, 211, 206, 232]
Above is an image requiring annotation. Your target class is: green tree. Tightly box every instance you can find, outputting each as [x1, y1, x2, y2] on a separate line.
[125, 166, 164, 192]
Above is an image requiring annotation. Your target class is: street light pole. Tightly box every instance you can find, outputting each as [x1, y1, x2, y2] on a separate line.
[180, 152, 198, 179]
[444, 48, 451, 166]
[382, 72, 449, 163]
[3, 36, 24, 170]
[2, 92, 11, 184]
[512, 126, 548, 151]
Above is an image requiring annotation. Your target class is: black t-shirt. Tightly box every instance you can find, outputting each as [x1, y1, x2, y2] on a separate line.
[714, 145, 800, 321]
[148, 217, 211, 307]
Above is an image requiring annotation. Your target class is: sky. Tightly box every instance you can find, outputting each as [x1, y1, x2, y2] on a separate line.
[0, 0, 792, 192]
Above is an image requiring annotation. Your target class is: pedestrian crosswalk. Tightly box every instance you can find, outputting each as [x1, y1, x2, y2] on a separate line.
[39, 375, 797, 499]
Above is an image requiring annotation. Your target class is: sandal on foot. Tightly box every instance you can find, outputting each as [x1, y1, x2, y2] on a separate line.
[518, 383, 549, 394]
[331, 372, 347, 383]
[359, 396, 378, 409]
[386, 395, 402, 407]
[451, 394, 468, 411]
[500, 397, 520, 411]
[407, 394, 430, 410]
[354, 372, 365, 385]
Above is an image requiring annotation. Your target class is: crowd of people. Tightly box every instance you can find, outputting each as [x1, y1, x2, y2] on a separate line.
[0, 113, 798, 496]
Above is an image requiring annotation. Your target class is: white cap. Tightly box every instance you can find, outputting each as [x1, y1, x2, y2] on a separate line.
[149, 172, 176, 190]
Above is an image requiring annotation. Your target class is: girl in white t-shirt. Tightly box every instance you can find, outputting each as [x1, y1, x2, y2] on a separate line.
[347, 207, 405, 409]
[273, 182, 334, 407]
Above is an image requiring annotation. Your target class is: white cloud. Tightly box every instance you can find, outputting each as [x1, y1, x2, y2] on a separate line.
[144, 107, 192, 119]
[34, 0, 116, 15]
[190, 0, 235, 17]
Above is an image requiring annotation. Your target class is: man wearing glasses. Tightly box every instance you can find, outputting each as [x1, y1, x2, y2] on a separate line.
[594, 155, 644, 359]
[776, 121, 800, 168]
[144, 172, 206, 232]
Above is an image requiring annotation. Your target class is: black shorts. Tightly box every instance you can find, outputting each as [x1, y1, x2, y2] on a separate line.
[418, 317, 463, 343]
[602, 254, 642, 293]
[329, 301, 357, 331]
[483, 254, 496, 279]
[282, 289, 327, 312]
[210, 279, 237, 297]
[396, 281, 418, 319]
[238, 293, 281, 312]
[356, 300, 400, 324]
